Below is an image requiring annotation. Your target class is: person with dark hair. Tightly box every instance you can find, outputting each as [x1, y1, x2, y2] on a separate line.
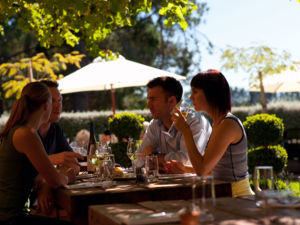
[0, 82, 74, 225]
[35, 80, 82, 216]
[171, 70, 253, 197]
[39, 80, 83, 171]
[139, 76, 212, 173]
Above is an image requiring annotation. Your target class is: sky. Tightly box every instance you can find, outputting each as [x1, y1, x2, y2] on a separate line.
[197, 0, 300, 89]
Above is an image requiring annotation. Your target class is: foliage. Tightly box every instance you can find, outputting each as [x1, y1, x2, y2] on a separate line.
[150, 1, 211, 76]
[250, 179, 300, 197]
[108, 112, 144, 140]
[0, 51, 85, 98]
[0, 0, 197, 56]
[108, 112, 145, 167]
[248, 145, 288, 175]
[110, 142, 131, 168]
[221, 46, 294, 86]
[243, 113, 284, 147]
[220, 45, 295, 112]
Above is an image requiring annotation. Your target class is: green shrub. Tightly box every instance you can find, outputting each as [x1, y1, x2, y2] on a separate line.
[248, 145, 288, 175]
[243, 113, 284, 147]
[110, 142, 131, 167]
[108, 112, 145, 167]
[108, 112, 145, 140]
[59, 111, 111, 141]
[59, 110, 150, 141]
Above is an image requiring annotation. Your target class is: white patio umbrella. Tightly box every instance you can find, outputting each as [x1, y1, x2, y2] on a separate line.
[58, 56, 186, 114]
[249, 69, 300, 93]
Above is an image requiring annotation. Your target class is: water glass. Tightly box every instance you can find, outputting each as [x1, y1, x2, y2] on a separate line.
[99, 159, 114, 181]
[130, 152, 141, 172]
[105, 153, 115, 168]
[145, 155, 159, 182]
[254, 166, 274, 192]
[253, 166, 274, 212]
[195, 175, 215, 222]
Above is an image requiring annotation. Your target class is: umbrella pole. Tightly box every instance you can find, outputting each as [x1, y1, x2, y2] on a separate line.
[110, 84, 116, 115]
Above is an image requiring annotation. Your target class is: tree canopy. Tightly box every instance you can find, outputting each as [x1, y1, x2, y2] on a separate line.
[0, 0, 197, 56]
[221, 45, 295, 112]
[0, 51, 85, 98]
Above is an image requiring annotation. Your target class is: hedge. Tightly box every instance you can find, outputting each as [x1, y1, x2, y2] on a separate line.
[1, 101, 300, 141]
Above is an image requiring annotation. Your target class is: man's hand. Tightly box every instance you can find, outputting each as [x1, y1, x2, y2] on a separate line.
[49, 152, 83, 166]
[141, 145, 155, 156]
[164, 160, 195, 174]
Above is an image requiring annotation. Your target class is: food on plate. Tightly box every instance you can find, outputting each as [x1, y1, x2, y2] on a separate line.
[113, 167, 135, 178]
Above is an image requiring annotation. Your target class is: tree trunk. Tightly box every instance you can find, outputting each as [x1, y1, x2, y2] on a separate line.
[27, 60, 33, 82]
[258, 71, 267, 113]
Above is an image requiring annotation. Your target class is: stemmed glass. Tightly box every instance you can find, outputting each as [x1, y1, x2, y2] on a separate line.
[126, 138, 141, 172]
[90, 155, 101, 182]
[180, 100, 194, 118]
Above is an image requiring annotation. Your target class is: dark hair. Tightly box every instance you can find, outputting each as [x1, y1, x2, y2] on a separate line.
[104, 129, 111, 135]
[40, 80, 59, 88]
[147, 76, 183, 102]
[191, 69, 231, 114]
[0, 82, 50, 137]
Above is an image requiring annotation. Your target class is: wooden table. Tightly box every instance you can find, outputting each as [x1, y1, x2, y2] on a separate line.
[55, 175, 231, 225]
[89, 197, 300, 225]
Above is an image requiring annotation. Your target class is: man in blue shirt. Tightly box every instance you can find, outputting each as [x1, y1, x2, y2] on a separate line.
[32, 80, 82, 215]
[38, 80, 83, 169]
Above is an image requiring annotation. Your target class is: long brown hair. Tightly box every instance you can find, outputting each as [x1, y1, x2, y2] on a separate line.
[0, 82, 50, 138]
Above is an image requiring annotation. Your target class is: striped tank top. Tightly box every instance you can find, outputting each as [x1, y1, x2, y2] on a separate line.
[212, 114, 249, 182]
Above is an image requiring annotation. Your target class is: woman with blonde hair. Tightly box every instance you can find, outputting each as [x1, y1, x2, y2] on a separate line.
[0, 82, 74, 224]
[171, 70, 253, 197]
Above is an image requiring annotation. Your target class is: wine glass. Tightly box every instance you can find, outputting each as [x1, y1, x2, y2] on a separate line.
[126, 138, 140, 171]
[90, 156, 101, 182]
[180, 100, 194, 118]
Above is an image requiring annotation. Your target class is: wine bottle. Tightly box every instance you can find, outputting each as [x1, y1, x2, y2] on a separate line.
[87, 122, 97, 174]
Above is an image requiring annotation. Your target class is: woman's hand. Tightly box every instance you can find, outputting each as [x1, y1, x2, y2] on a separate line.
[58, 165, 76, 184]
[37, 183, 55, 215]
[170, 107, 190, 133]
